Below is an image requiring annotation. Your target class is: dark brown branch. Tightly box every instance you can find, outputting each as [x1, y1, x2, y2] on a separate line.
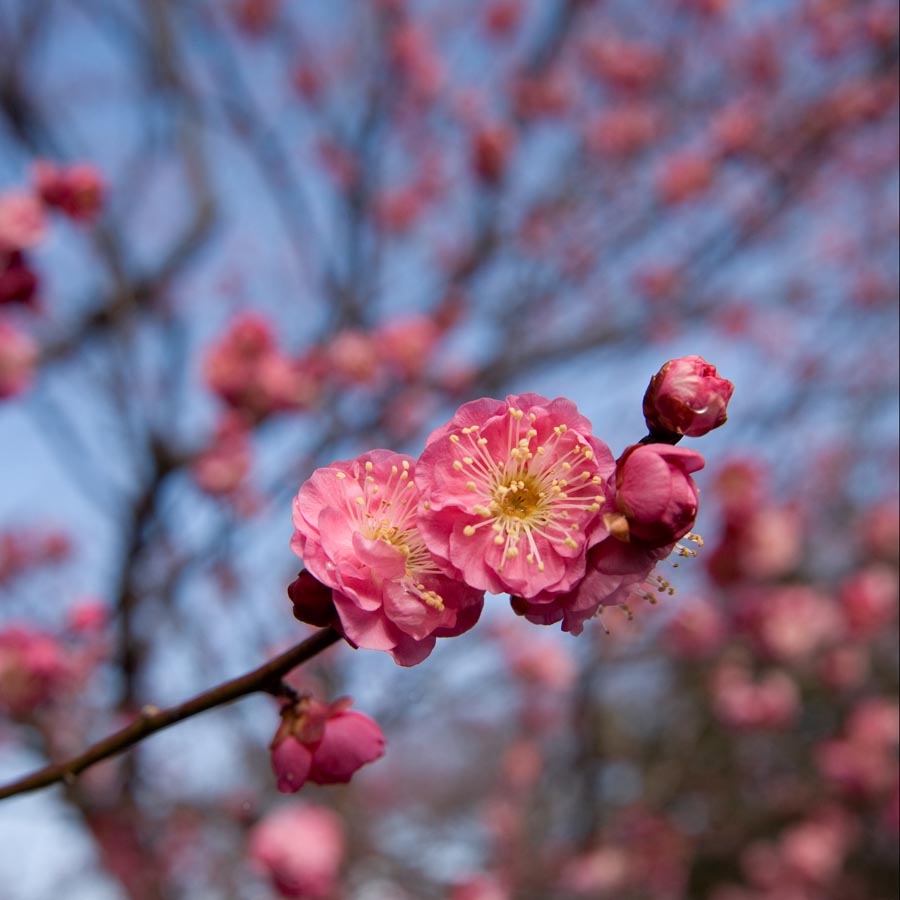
[0, 627, 342, 802]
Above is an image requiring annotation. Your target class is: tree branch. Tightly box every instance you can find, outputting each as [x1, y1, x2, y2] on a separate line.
[0, 627, 342, 802]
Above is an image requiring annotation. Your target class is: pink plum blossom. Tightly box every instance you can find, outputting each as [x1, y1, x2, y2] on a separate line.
[416, 394, 614, 598]
[0, 251, 39, 307]
[0, 321, 37, 399]
[0, 191, 46, 252]
[270, 695, 385, 792]
[511, 537, 672, 634]
[0, 625, 73, 718]
[292, 450, 484, 665]
[191, 414, 252, 496]
[32, 160, 106, 222]
[614, 443, 705, 547]
[712, 662, 800, 730]
[248, 804, 344, 899]
[643, 355, 735, 438]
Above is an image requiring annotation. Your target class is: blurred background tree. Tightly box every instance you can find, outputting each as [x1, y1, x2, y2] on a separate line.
[0, 0, 897, 898]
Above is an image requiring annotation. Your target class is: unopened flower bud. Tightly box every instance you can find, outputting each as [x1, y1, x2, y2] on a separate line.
[615, 444, 705, 547]
[643, 355, 734, 438]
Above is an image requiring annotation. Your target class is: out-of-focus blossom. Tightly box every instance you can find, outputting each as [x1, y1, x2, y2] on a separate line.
[483, 1, 523, 39]
[735, 586, 841, 665]
[67, 598, 109, 636]
[657, 152, 715, 204]
[0, 251, 39, 307]
[327, 328, 383, 384]
[416, 395, 613, 598]
[376, 315, 441, 380]
[581, 37, 665, 92]
[204, 313, 318, 417]
[666, 596, 729, 659]
[584, 105, 661, 158]
[270, 696, 385, 792]
[839, 564, 898, 637]
[292, 450, 484, 665]
[0, 321, 37, 399]
[614, 444, 705, 547]
[643, 355, 734, 438]
[471, 123, 515, 184]
[191, 414, 252, 496]
[32, 161, 105, 222]
[559, 846, 632, 896]
[0, 192, 46, 251]
[0, 625, 73, 718]
[248, 804, 344, 899]
[231, 0, 279, 37]
[389, 22, 444, 100]
[712, 662, 800, 729]
[449, 874, 511, 900]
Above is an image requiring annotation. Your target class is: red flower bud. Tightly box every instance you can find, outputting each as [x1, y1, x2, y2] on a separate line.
[643, 355, 734, 438]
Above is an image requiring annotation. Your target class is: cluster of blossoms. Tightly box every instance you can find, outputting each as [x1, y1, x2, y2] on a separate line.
[0, 161, 105, 400]
[288, 356, 733, 665]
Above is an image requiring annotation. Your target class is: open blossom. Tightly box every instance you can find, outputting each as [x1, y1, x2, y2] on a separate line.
[416, 395, 614, 598]
[248, 804, 344, 900]
[292, 450, 484, 666]
[643, 355, 734, 438]
[614, 444, 705, 547]
[270, 696, 385, 793]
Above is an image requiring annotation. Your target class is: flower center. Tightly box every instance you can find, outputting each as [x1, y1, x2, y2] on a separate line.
[451, 406, 605, 573]
[335, 461, 445, 610]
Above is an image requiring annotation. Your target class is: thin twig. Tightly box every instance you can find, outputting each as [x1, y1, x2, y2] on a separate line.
[0, 627, 342, 802]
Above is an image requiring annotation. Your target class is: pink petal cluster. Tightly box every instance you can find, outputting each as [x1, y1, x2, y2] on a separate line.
[248, 804, 344, 900]
[203, 313, 320, 418]
[0, 192, 46, 252]
[289, 361, 726, 653]
[643, 355, 735, 438]
[32, 160, 105, 222]
[415, 394, 615, 598]
[0, 321, 38, 400]
[191, 413, 252, 496]
[0, 625, 73, 718]
[270, 695, 385, 792]
[292, 449, 484, 665]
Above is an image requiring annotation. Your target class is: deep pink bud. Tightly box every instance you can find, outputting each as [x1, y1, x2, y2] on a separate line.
[615, 444, 704, 547]
[287, 570, 339, 630]
[270, 696, 385, 794]
[643, 355, 734, 438]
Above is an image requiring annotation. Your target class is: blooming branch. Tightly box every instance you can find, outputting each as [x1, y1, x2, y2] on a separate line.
[0, 626, 341, 802]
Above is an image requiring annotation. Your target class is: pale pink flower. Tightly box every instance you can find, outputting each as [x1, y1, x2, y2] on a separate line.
[0, 625, 72, 718]
[0, 192, 46, 253]
[839, 564, 898, 637]
[666, 596, 729, 659]
[376, 315, 441, 380]
[270, 696, 385, 793]
[657, 152, 715, 204]
[711, 663, 800, 730]
[643, 355, 734, 438]
[292, 450, 484, 666]
[191, 414, 252, 496]
[614, 444, 705, 547]
[735, 586, 840, 665]
[248, 804, 344, 899]
[0, 321, 38, 399]
[416, 395, 614, 598]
